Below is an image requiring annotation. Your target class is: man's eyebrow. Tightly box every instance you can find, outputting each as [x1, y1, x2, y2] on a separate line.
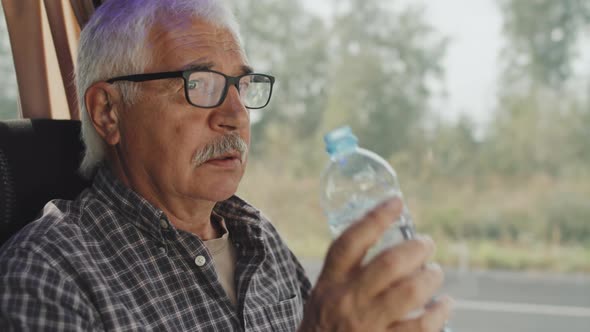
[180, 61, 215, 71]
[180, 62, 255, 75]
[241, 65, 254, 75]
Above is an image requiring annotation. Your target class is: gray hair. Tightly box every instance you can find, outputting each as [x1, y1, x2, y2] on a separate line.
[76, 0, 242, 178]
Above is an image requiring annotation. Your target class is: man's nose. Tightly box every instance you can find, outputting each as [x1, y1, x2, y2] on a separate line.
[209, 85, 249, 131]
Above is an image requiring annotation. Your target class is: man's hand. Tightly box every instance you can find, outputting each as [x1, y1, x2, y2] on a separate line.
[299, 199, 453, 332]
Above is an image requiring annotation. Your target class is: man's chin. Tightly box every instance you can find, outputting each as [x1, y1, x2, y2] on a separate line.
[208, 192, 237, 204]
[187, 168, 244, 202]
[205, 184, 240, 203]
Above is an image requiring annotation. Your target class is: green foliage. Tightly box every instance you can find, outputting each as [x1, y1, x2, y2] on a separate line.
[240, 161, 590, 272]
[232, 0, 590, 272]
[420, 116, 481, 179]
[234, 1, 330, 157]
[233, 0, 590, 272]
[468, 241, 590, 272]
[498, 0, 590, 88]
[324, 1, 447, 158]
[545, 193, 590, 245]
[235, 0, 446, 163]
[486, 0, 590, 178]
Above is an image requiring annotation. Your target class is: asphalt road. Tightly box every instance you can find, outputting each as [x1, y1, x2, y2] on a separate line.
[301, 261, 590, 332]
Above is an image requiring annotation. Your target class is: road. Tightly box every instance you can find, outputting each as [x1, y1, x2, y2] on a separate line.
[301, 261, 590, 332]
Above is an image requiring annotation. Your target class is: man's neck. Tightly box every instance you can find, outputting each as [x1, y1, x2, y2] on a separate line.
[166, 208, 221, 241]
[107, 160, 221, 241]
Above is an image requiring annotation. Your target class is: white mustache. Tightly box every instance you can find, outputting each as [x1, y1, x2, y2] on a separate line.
[192, 132, 248, 166]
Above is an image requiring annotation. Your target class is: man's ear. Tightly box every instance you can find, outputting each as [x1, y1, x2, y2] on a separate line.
[84, 82, 123, 146]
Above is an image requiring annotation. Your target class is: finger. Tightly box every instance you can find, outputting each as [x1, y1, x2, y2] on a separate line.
[389, 295, 454, 332]
[374, 263, 445, 325]
[355, 235, 435, 299]
[321, 198, 403, 281]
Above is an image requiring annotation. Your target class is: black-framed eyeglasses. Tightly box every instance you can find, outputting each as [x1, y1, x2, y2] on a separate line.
[106, 69, 275, 109]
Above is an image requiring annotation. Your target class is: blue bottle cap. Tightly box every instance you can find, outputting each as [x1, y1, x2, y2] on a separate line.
[324, 126, 359, 155]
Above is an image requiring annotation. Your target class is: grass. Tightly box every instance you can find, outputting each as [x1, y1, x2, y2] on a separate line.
[435, 240, 590, 273]
[238, 159, 590, 273]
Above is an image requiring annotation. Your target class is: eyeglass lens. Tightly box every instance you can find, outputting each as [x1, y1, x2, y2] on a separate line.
[187, 72, 272, 108]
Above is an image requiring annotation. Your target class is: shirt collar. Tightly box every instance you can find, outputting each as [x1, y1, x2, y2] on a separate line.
[91, 166, 166, 240]
[90, 166, 265, 244]
[214, 196, 265, 249]
[204, 213, 230, 254]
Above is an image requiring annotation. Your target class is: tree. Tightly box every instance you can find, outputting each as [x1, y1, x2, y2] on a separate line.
[233, 0, 330, 157]
[498, 0, 590, 89]
[234, 0, 447, 166]
[489, 0, 590, 177]
[322, 0, 447, 159]
[426, 115, 480, 178]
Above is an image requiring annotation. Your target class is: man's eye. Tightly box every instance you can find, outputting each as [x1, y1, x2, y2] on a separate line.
[239, 81, 250, 91]
[188, 80, 201, 90]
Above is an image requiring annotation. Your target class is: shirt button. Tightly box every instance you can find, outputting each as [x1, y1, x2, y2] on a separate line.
[159, 247, 166, 254]
[194, 255, 207, 267]
[160, 219, 169, 229]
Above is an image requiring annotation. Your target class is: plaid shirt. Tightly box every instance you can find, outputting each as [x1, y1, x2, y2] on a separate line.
[0, 167, 311, 331]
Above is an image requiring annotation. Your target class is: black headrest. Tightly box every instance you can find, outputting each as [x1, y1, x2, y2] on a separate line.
[0, 119, 92, 246]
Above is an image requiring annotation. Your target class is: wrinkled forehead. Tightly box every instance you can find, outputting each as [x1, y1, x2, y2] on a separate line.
[145, 15, 248, 70]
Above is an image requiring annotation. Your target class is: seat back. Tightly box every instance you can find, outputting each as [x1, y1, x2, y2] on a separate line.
[0, 119, 91, 246]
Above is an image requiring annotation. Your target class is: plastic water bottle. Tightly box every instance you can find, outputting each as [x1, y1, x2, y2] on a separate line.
[320, 126, 414, 261]
[320, 126, 453, 331]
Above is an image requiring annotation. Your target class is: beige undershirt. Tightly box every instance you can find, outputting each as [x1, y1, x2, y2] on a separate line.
[204, 214, 238, 306]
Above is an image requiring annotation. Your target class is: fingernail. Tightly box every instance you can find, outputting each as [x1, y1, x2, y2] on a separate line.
[426, 262, 442, 271]
[416, 234, 433, 244]
[428, 295, 454, 308]
[443, 297, 456, 319]
[440, 295, 455, 308]
[416, 234, 436, 254]
[389, 198, 403, 210]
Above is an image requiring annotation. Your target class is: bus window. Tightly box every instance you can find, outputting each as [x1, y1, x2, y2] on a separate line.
[0, 3, 18, 120]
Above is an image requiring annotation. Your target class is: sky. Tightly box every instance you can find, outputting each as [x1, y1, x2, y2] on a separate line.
[423, 0, 503, 127]
[303, 0, 504, 127]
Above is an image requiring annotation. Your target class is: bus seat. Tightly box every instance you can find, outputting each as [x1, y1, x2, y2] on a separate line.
[0, 119, 91, 247]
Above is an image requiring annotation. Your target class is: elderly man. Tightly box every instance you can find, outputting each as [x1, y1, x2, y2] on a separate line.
[0, 0, 451, 331]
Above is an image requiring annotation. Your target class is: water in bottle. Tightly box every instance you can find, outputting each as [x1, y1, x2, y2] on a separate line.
[320, 126, 453, 331]
[320, 126, 414, 261]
